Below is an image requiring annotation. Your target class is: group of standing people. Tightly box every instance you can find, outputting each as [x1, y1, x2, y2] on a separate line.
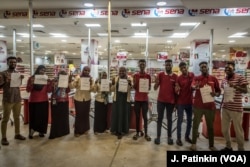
[0, 56, 248, 152]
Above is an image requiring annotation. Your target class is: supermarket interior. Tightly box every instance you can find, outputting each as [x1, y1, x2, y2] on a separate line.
[0, 0, 250, 167]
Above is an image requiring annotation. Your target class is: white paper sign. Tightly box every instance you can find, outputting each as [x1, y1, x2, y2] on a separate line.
[223, 86, 235, 103]
[80, 77, 90, 90]
[10, 73, 21, 87]
[34, 75, 48, 85]
[118, 79, 128, 92]
[100, 79, 110, 92]
[139, 78, 149, 93]
[200, 85, 214, 103]
[58, 75, 69, 88]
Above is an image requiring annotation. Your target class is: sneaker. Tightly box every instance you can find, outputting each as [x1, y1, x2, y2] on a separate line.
[176, 139, 183, 146]
[133, 133, 139, 140]
[220, 147, 233, 151]
[168, 138, 174, 145]
[185, 137, 192, 144]
[154, 138, 160, 145]
[1, 138, 9, 146]
[145, 134, 151, 141]
[209, 146, 217, 151]
[190, 144, 196, 151]
[14, 134, 26, 140]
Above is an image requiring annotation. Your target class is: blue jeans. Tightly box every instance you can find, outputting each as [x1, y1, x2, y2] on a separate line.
[176, 104, 193, 140]
[156, 101, 175, 138]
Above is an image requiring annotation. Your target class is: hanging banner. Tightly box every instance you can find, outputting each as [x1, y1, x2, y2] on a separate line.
[81, 39, 89, 66]
[89, 39, 98, 65]
[190, 39, 210, 76]
[116, 51, 128, 60]
[0, 40, 8, 72]
[230, 47, 248, 70]
[156, 52, 168, 61]
[54, 53, 66, 65]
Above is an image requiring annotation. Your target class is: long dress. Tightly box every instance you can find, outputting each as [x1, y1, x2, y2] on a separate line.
[49, 88, 70, 139]
[111, 84, 131, 135]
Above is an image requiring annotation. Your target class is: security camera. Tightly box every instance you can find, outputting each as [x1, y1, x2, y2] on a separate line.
[74, 21, 79, 25]
[202, 20, 206, 25]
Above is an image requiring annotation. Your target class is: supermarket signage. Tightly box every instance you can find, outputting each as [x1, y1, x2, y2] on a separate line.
[116, 52, 127, 60]
[1, 7, 250, 19]
[157, 52, 168, 61]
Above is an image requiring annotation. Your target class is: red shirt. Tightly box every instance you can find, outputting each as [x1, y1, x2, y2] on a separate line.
[176, 72, 194, 105]
[157, 72, 177, 104]
[26, 77, 53, 102]
[133, 72, 151, 101]
[192, 75, 221, 110]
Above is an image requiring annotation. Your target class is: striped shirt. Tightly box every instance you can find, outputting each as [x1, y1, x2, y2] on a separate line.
[221, 73, 248, 112]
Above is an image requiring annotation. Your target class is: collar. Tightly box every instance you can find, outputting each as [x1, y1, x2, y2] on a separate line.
[164, 71, 173, 76]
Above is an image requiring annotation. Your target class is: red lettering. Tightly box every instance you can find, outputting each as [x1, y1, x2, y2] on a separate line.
[39, 11, 56, 17]
[199, 9, 220, 14]
[12, 12, 27, 17]
[165, 9, 184, 14]
[112, 10, 118, 16]
[132, 10, 150, 15]
[100, 11, 108, 15]
[236, 8, 250, 14]
[69, 11, 85, 16]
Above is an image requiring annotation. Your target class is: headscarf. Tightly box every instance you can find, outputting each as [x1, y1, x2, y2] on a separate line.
[33, 65, 46, 91]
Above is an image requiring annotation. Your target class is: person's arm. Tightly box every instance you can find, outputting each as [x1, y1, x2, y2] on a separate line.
[233, 84, 248, 93]
[154, 73, 160, 90]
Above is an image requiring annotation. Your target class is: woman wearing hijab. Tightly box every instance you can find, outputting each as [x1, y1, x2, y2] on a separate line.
[49, 70, 71, 139]
[69, 66, 94, 137]
[110, 67, 133, 139]
[93, 71, 109, 134]
[26, 65, 53, 139]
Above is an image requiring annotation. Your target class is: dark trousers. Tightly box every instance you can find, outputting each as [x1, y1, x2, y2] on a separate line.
[156, 101, 175, 138]
[134, 101, 148, 134]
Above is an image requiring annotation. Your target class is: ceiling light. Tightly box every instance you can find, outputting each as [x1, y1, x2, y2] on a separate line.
[0, 35, 5, 38]
[0, 25, 5, 28]
[84, 3, 94, 7]
[134, 33, 147, 36]
[229, 40, 235, 43]
[180, 22, 198, 26]
[114, 40, 120, 43]
[33, 24, 44, 28]
[49, 33, 68, 38]
[156, 1, 167, 6]
[97, 33, 108, 36]
[61, 39, 67, 42]
[16, 39, 22, 42]
[85, 24, 100, 27]
[166, 40, 172, 43]
[131, 23, 147, 27]
[229, 32, 247, 38]
[170, 33, 188, 38]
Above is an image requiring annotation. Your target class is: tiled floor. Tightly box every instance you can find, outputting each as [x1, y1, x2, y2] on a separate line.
[0, 107, 249, 167]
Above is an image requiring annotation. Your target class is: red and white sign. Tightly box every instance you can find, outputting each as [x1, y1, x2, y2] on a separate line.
[116, 52, 127, 60]
[157, 52, 168, 61]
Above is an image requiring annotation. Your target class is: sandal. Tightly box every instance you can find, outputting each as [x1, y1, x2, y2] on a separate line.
[145, 135, 151, 141]
[140, 131, 144, 137]
[133, 133, 139, 140]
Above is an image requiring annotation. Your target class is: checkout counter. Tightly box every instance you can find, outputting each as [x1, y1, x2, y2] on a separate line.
[202, 95, 250, 141]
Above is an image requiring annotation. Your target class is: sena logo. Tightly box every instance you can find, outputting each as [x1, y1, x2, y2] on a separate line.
[90, 9, 99, 17]
[224, 8, 235, 16]
[59, 9, 68, 18]
[188, 9, 198, 16]
[121, 9, 130, 18]
[154, 8, 164, 17]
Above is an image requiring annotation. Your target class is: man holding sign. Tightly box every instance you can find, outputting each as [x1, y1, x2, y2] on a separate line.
[190, 61, 221, 151]
[0, 56, 26, 146]
[132, 59, 151, 141]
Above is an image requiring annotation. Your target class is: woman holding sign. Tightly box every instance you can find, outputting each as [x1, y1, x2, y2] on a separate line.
[26, 65, 53, 139]
[69, 66, 94, 137]
[110, 67, 133, 139]
[49, 70, 71, 139]
[93, 71, 109, 134]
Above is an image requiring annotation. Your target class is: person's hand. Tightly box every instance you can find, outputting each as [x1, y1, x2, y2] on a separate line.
[30, 77, 35, 85]
[68, 74, 73, 83]
[175, 84, 180, 94]
[192, 81, 200, 90]
[210, 92, 216, 97]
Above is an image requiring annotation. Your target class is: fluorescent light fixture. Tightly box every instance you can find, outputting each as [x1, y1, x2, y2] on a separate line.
[0, 25, 5, 28]
[49, 33, 68, 38]
[97, 33, 108, 36]
[0, 35, 5, 38]
[166, 40, 172, 43]
[33, 24, 44, 28]
[85, 24, 101, 27]
[131, 23, 147, 27]
[229, 40, 235, 43]
[17, 33, 29, 36]
[180, 22, 198, 26]
[156, 1, 167, 6]
[229, 32, 247, 38]
[98, 45, 102, 48]
[61, 39, 67, 42]
[114, 40, 120, 43]
[16, 39, 22, 42]
[84, 3, 94, 7]
[186, 46, 191, 49]
[73, 53, 76, 55]
[219, 50, 225, 52]
[170, 33, 188, 38]
[134, 33, 147, 36]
